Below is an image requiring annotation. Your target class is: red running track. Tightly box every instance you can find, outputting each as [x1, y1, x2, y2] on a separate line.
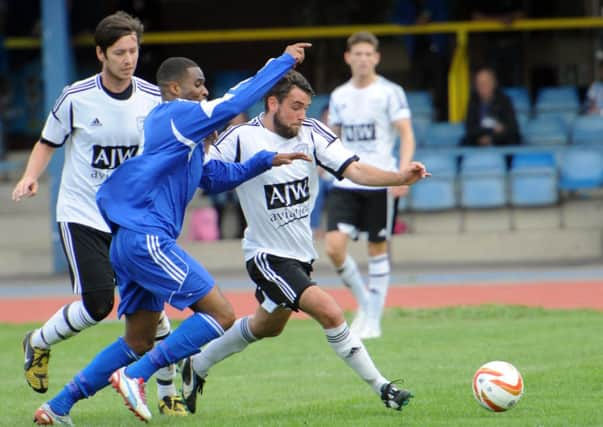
[1, 280, 602, 324]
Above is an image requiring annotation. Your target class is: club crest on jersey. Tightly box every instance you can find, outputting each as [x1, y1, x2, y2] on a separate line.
[343, 123, 376, 142]
[91, 145, 139, 169]
[136, 116, 146, 132]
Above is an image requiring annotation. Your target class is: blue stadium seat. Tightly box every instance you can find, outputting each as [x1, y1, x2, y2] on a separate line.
[571, 115, 603, 146]
[503, 86, 531, 116]
[412, 117, 430, 146]
[535, 86, 579, 128]
[460, 152, 507, 208]
[510, 153, 558, 206]
[406, 91, 434, 121]
[559, 148, 603, 190]
[306, 94, 330, 120]
[409, 154, 456, 211]
[424, 122, 465, 146]
[522, 116, 568, 145]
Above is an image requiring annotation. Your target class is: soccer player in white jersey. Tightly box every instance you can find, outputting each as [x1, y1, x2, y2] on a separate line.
[325, 31, 416, 339]
[180, 71, 429, 414]
[12, 12, 186, 415]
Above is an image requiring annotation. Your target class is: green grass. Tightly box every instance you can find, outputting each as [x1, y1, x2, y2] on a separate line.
[2, 306, 603, 426]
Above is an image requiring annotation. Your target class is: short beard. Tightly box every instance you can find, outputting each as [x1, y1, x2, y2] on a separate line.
[273, 112, 299, 139]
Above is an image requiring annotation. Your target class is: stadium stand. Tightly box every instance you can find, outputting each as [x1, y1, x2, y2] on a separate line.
[522, 116, 569, 145]
[535, 86, 580, 128]
[510, 152, 558, 206]
[409, 153, 457, 211]
[571, 115, 603, 146]
[460, 151, 507, 208]
[423, 122, 465, 146]
[559, 148, 603, 190]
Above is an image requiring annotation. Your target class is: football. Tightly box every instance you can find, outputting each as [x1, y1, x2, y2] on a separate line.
[472, 361, 524, 412]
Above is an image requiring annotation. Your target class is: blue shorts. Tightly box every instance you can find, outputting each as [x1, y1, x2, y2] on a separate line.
[110, 228, 215, 317]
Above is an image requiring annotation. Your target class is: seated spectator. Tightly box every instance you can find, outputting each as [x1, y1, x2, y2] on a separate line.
[586, 61, 603, 115]
[464, 67, 520, 146]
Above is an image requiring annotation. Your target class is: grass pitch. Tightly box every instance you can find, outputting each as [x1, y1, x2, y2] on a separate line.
[2, 305, 602, 426]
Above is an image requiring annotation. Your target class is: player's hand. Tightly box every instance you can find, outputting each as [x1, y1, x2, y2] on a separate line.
[400, 161, 430, 186]
[272, 152, 312, 166]
[389, 185, 409, 198]
[284, 43, 312, 65]
[12, 177, 39, 201]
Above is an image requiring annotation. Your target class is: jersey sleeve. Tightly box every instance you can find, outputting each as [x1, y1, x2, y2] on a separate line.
[40, 86, 73, 147]
[310, 119, 359, 180]
[172, 53, 295, 144]
[388, 84, 411, 123]
[208, 125, 241, 163]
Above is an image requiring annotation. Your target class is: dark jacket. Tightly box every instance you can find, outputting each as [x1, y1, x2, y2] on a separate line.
[464, 89, 520, 146]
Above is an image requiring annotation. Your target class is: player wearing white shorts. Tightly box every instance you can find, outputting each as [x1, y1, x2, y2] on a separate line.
[12, 12, 185, 415]
[180, 70, 429, 414]
[326, 31, 416, 339]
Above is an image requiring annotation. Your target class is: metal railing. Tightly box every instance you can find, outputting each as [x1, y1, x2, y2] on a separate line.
[5, 17, 603, 122]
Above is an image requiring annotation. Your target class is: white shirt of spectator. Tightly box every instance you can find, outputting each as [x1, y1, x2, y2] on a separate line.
[209, 115, 357, 263]
[41, 75, 161, 232]
[328, 76, 411, 190]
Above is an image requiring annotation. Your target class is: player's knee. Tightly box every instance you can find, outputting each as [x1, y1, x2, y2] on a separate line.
[316, 307, 345, 330]
[82, 289, 115, 322]
[126, 336, 155, 355]
[255, 321, 286, 338]
[324, 239, 344, 264]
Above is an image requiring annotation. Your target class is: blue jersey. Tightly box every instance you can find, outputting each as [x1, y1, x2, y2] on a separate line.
[97, 53, 295, 239]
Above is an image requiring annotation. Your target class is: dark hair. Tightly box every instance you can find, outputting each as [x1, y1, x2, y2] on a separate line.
[346, 31, 379, 51]
[156, 57, 199, 83]
[95, 11, 144, 53]
[263, 70, 315, 111]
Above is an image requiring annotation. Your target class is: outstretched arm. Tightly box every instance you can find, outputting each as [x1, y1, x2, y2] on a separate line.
[342, 161, 429, 187]
[200, 151, 310, 194]
[12, 141, 56, 201]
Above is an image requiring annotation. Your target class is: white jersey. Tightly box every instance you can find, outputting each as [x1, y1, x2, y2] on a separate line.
[41, 74, 161, 232]
[209, 115, 357, 263]
[328, 76, 411, 190]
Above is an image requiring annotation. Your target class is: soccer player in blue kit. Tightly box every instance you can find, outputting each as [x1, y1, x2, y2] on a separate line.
[32, 42, 311, 426]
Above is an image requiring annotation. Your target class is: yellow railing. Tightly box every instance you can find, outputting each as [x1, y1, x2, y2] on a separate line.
[6, 17, 603, 121]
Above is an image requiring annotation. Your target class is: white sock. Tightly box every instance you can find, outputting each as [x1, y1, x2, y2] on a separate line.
[337, 255, 368, 313]
[192, 316, 257, 378]
[155, 311, 177, 398]
[31, 301, 97, 349]
[367, 254, 390, 329]
[325, 322, 387, 394]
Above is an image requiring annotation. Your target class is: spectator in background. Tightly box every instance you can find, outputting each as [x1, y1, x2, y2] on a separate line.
[310, 105, 334, 238]
[586, 61, 603, 115]
[391, 0, 451, 121]
[464, 67, 520, 146]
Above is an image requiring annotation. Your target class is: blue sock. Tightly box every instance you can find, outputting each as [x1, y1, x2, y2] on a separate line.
[48, 337, 139, 415]
[126, 313, 224, 382]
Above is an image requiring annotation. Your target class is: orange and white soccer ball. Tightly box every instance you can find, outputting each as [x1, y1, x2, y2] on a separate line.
[472, 361, 524, 412]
